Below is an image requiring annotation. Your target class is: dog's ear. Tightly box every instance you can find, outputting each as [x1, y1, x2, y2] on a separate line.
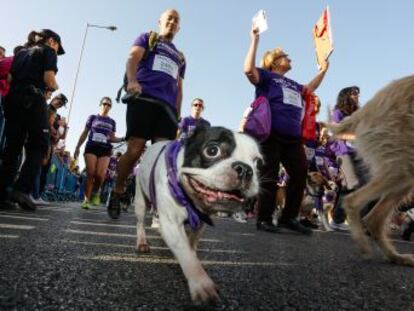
[184, 125, 208, 148]
[183, 125, 208, 168]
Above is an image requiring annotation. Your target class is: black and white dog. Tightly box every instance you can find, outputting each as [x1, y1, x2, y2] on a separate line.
[134, 126, 262, 304]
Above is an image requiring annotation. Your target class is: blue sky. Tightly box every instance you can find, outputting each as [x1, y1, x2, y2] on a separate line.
[2, 1, 414, 168]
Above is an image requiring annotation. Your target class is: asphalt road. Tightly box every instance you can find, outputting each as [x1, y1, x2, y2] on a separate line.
[1, 203, 413, 311]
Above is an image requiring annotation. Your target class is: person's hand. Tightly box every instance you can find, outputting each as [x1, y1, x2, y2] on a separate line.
[74, 147, 80, 160]
[126, 80, 142, 94]
[250, 25, 260, 40]
[320, 59, 330, 73]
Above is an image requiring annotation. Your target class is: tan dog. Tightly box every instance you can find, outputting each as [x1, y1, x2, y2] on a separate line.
[331, 75, 414, 266]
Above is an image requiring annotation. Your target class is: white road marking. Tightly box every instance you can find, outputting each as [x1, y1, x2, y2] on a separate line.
[0, 224, 35, 230]
[65, 229, 222, 242]
[65, 240, 246, 254]
[0, 214, 48, 221]
[0, 234, 19, 239]
[80, 253, 296, 266]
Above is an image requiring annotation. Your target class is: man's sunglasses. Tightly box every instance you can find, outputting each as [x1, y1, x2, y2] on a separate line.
[192, 103, 203, 108]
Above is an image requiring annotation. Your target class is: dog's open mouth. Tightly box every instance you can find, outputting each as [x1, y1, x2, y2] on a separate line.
[187, 176, 245, 203]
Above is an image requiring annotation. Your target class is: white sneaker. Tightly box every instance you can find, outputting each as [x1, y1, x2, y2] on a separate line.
[232, 212, 247, 223]
[151, 215, 160, 228]
[29, 195, 42, 205]
[36, 197, 49, 205]
[330, 221, 350, 231]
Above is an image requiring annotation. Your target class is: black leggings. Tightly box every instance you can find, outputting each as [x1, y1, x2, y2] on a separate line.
[0, 89, 49, 195]
[257, 132, 308, 223]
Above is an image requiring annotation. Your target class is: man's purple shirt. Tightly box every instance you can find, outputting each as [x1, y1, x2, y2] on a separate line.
[134, 32, 186, 111]
[178, 116, 211, 139]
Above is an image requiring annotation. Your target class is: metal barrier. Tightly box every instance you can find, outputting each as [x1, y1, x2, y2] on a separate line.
[42, 153, 80, 202]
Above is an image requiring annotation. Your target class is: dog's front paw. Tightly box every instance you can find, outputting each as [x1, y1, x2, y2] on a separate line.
[188, 275, 219, 305]
[136, 243, 151, 253]
[389, 253, 414, 267]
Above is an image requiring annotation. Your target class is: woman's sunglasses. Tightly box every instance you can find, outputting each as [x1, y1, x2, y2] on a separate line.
[102, 102, 112, 107]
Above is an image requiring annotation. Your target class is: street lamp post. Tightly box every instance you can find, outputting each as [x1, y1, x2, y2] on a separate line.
[66, 23, 117, 127]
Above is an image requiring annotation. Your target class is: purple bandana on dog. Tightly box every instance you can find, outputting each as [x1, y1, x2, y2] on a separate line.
[149, 141, 213, 230]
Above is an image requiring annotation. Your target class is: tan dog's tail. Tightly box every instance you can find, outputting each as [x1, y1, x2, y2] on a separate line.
[329, 112, 362, 136]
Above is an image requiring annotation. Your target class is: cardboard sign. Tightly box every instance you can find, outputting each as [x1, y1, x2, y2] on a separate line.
[313, 6, 334, 68]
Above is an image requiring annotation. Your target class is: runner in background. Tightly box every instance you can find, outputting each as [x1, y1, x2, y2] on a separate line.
[74, 97, 124, 209]
[177, 98, 210, 139]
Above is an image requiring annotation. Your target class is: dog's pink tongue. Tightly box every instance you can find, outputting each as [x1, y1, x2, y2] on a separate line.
[217, 191, 245, 202]
[207, 194, 218, 202]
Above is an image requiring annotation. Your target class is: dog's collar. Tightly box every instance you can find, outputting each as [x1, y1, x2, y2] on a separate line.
[164, 140, 214, 230]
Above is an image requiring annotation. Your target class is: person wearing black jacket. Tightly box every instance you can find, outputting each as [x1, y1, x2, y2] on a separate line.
[0, 29, 64, 210]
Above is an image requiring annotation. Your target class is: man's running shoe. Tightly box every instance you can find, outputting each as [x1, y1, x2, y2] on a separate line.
[0, 199, 18, 210]
[107, 191, 121, 219]
[10, 190, 36, 211]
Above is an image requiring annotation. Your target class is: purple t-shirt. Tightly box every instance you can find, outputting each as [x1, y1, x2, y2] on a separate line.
[134, 32, 186, 110]
[85, 114, 116, 150]
[255, 68, 304, 138]
[178, 116, 211, 139]
[330, 109, 355, 156]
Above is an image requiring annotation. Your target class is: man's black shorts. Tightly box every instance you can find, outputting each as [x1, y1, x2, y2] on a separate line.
[125, 96, 178, 141]
[84, 144, 112, 158]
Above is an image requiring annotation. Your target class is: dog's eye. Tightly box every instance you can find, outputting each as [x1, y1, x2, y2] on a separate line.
[255, 158, 264, 170]
[203, 144, 221, 159]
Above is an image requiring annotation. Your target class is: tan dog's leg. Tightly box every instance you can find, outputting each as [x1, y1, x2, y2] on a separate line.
[364, 192, 414, 266]
[135, 184, 150, 253]
[344, 178, 389, 257]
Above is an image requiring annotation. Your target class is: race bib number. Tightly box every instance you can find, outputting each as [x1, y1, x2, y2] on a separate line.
[316, 156, 324, 166]
[153, 54, 179, 79]
[282, 87, 302, 108]
[92, 133, 107, 144]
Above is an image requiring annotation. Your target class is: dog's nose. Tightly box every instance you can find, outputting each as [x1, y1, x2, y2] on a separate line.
[232, 161, 253, 181]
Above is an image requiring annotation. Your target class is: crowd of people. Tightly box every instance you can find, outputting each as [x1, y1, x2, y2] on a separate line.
[0, 8, 412, 242]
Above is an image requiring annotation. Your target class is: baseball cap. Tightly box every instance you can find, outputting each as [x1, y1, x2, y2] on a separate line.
[40, 29, 65, 55]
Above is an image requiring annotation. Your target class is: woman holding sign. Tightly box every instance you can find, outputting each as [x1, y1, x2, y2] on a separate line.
[243, 23, 329, 235]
